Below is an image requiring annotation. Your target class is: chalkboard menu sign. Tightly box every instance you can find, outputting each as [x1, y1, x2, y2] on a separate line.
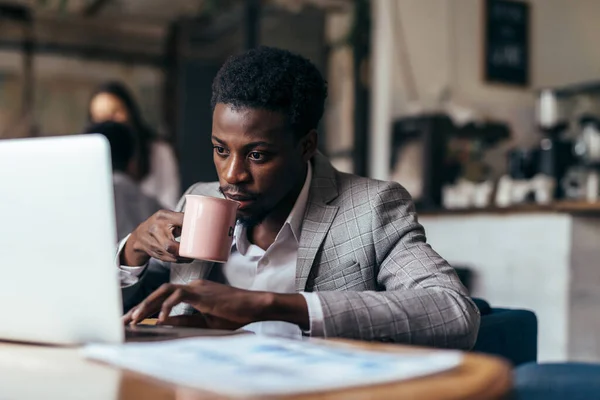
[484, 0, 530, 86]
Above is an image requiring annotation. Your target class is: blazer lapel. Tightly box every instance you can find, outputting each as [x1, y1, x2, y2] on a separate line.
[295, 153, 339, 291]
[295, 202, 338, 291]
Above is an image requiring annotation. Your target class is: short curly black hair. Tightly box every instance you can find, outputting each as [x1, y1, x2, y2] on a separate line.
[211, 46, 328, 138]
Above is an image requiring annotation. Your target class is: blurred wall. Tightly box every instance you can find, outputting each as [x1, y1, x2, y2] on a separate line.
[324, 9, 355, 174]
[0, 51, 163, 139]
[172, 5, 329, 189]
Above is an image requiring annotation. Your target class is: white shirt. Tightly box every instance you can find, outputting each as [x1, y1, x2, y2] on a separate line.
[113, 172, 162, 242]
[118, 163, 324, 338]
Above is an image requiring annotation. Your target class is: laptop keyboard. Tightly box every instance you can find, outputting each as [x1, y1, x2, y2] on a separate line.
[125, 326, 181, 341]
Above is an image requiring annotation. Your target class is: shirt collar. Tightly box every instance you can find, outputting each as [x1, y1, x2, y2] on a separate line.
[233, 162, 312, 253]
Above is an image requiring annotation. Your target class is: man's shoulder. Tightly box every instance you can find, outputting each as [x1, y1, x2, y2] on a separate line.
[334, 171, 412, 206]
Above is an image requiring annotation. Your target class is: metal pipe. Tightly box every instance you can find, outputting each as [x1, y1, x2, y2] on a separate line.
[244, 0, 260, 49]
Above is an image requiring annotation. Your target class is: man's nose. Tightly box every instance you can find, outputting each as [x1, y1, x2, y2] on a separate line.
[223, 155, 251, 185]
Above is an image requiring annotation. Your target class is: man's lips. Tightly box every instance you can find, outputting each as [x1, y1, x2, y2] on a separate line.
[224, 194, 256, 209]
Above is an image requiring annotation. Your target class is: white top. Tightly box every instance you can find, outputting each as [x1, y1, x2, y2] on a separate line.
[113, 172, 162, 242]
[140, 141, 180, 210]
[119, 163, 324, 338]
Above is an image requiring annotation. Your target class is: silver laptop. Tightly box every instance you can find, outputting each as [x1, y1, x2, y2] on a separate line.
[0, 135, 238, 345]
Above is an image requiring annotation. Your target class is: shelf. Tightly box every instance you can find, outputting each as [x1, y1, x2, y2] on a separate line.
[419, 201, 600, 216]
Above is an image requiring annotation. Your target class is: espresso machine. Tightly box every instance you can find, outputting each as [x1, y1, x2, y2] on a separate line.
[391, 114, 509, 210]
[497, 90, 575, 207]
[573, 115, 600, 201]
[557, 91, 600, 202]
[536, 90, 575, 200]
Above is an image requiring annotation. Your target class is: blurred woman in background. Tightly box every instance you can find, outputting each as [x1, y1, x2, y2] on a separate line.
[88, 81, 180, 209]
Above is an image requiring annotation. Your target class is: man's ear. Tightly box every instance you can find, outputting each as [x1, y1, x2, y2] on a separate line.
[300, 130, 318, 162]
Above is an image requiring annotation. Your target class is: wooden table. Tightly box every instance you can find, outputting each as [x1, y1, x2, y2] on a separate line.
[0, 339, 512, 400]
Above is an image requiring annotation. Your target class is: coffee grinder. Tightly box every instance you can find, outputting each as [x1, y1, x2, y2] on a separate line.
[536, 89, 574, 200]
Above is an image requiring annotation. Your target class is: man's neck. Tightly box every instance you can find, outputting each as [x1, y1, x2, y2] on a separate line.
[248, 166, 308, 250]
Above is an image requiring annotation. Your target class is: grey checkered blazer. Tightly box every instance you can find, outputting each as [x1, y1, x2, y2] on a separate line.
[122, 153, 480, 349]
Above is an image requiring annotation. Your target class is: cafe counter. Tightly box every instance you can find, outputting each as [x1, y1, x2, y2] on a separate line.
[419, 202, 600, 363]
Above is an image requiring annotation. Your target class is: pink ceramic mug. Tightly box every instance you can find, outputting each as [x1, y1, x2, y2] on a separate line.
[178, 195, 239, 262]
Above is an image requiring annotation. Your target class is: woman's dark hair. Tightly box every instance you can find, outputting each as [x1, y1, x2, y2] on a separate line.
[88, 81, 154, 180]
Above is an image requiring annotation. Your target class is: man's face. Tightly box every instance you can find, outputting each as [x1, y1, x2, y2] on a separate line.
[211, 103, 313, 226]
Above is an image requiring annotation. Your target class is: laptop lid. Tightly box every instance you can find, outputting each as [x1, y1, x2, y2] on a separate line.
[0, 135, 124, 344]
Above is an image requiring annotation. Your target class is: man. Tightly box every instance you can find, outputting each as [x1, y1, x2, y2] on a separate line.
[119, 46, 480, 349]
[85, 121, 162, 241]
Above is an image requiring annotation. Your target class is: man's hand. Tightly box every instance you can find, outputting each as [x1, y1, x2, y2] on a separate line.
[123, 280, 309, 331]
[121, 210, 192, 266]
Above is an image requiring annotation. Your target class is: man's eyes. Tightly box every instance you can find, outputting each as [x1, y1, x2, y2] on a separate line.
[212, 147, 270, 162]
[213, 146, 227, 155]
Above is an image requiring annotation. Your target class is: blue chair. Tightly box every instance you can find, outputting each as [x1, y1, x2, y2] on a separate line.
[471, 298, 538, 366]
[513, 362, 600, 399]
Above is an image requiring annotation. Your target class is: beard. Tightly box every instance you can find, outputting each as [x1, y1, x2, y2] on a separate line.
[237, 213, 267, 229]
[236, 200, 273, 228]
[219, 186, 269, 228]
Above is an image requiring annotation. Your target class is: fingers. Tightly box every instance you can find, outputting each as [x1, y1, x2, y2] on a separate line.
[132, 211, 186, 263]
[146, 229, 182, 263]
[172, 225, 183, 239]
[159, 314, 209, 328]
[164, 240, 182, 257]
[158, 286, 191, 322]
[129, 280, 214, 325]
[130, 283, 181, 324]
[150, 211, 185, 262]
[122, 309, 135, 325]
[144, 246, 179, 263]
[154, 210, 184, 226]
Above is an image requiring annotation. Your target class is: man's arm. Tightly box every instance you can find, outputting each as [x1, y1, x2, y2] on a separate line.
[123, 279, 310, 329]
[117, 210, 182, 313]
[117, 235, 171, 313]
[118, 185, 199, 312]
[312, 182, 480, 349]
